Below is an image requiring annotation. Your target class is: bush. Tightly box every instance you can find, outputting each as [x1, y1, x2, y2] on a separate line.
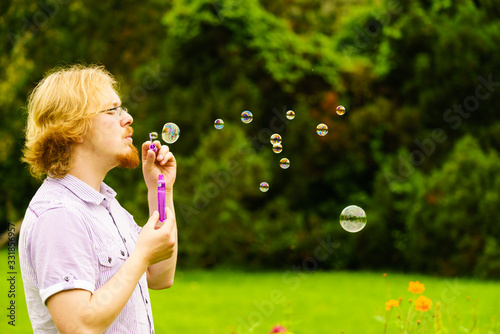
[381, 135, 500, 278]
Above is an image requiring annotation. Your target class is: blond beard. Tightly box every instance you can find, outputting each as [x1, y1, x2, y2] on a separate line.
[116, 144, 140, 169]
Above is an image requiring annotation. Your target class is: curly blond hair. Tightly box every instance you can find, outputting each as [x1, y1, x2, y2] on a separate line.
[22, 64, 118, 179]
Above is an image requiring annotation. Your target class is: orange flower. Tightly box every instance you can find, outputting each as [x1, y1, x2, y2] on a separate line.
[408, 281, 425, 294]
[385, 299, 399, 311]
[414, 295, 433, 312]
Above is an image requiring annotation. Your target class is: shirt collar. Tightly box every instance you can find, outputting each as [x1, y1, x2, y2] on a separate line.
[47, 174, 117, 205]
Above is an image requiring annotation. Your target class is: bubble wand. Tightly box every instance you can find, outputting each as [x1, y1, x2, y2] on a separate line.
[149, 133, 157, 153]
[157, 175, 166, 223]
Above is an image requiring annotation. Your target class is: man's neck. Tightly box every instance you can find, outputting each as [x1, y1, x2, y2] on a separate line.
[69, 155, 111, 192]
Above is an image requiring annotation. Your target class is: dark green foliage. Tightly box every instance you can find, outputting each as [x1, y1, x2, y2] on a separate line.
[400, 136, 500, 278]
[2, 0, 500, 277]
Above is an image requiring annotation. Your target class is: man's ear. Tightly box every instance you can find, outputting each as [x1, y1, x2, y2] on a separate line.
[75, 136, 84, 143]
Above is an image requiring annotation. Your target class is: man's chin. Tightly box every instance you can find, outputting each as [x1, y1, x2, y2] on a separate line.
[116, 145, 140, 169]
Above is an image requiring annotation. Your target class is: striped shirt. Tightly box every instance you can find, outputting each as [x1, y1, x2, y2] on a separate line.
[19, 174, 154, 333]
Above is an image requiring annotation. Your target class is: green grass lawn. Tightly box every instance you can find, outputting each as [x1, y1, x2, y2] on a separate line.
[1, 247, 499, 333]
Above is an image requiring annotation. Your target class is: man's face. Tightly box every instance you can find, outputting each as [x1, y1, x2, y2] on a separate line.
[82, 87, 140, 170]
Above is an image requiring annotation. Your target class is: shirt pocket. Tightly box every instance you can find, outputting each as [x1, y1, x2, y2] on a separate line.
[96, 242, 128, 269]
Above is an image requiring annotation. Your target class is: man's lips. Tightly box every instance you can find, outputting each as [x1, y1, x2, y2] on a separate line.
[125, 128, 134, 143]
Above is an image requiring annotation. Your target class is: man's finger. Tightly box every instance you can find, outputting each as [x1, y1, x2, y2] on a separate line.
[160, 151, 175, 165]
[141, 141, 151, 159]
[142, 141, 157, 170]
[156, 207, 176, 232]
[145, 211, 160, 230]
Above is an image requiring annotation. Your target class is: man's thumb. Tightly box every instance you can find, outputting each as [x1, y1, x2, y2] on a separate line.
[146, 211, 160, 229]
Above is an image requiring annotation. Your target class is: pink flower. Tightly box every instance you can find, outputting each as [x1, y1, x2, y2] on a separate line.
[270, 325, 287, 333]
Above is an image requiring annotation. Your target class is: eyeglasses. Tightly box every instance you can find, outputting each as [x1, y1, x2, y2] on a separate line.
[97, 106, 129, 120]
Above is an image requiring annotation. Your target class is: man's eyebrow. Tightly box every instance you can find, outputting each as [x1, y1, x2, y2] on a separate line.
[102, 102, 120, 110]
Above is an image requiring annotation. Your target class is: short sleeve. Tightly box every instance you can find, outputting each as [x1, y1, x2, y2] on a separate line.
[29, 207, 98, 305]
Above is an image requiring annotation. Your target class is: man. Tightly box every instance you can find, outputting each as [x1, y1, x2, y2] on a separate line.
[19, 64, 178, 333]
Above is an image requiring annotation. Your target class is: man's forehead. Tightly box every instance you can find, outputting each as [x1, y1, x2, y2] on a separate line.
[100, 87, 121, 107]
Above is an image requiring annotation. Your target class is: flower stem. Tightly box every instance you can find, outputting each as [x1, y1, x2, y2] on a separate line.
[406, 307, 416, 333]
[384, 310, 389, 334]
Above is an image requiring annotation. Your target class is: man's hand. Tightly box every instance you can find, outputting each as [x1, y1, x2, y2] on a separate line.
[142, 140, 176, 192]
[135, 209, 177, 267]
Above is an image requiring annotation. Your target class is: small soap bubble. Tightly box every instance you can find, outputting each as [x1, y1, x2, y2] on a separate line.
[270, 133, 282, 145]
[280, 158, 290, 169]
[150, 132, 158, 140]
[286, 110, 295, 120]
[316, 123, 328, 136]
[214, 119, 224, 130]
[340, 205, 367, 233]
[241, 111, 253, 124]
[336, 105, 346, 115]
[272, 143, 283, 154]
[260, 182, 269, 192]
[161, 123, 180, 144]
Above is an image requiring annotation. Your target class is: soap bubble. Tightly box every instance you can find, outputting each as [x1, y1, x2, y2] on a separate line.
[150, 132, 158, 140]
[286, 110, 295, 120]
[279, 158, 290, 169]
[336, 105, 346, 115]
[316, 123, 328, 136]
[270, 133, 282, 145]
[241, 111, 253, 124]
[214, 119, 224, 130]
[272, 143, 283, 154]
[260, 182, 269, 192]
[161, 123, 180, 144]
[339, 205, 367, 233]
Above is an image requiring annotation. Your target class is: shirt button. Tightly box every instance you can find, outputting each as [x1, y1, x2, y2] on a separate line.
[120, 250, 125, 256]
[145, 299, 148, 304]
[122, 237, 126, 243]
[64, 276, 70, 282]
[108, 257, 112, 263]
